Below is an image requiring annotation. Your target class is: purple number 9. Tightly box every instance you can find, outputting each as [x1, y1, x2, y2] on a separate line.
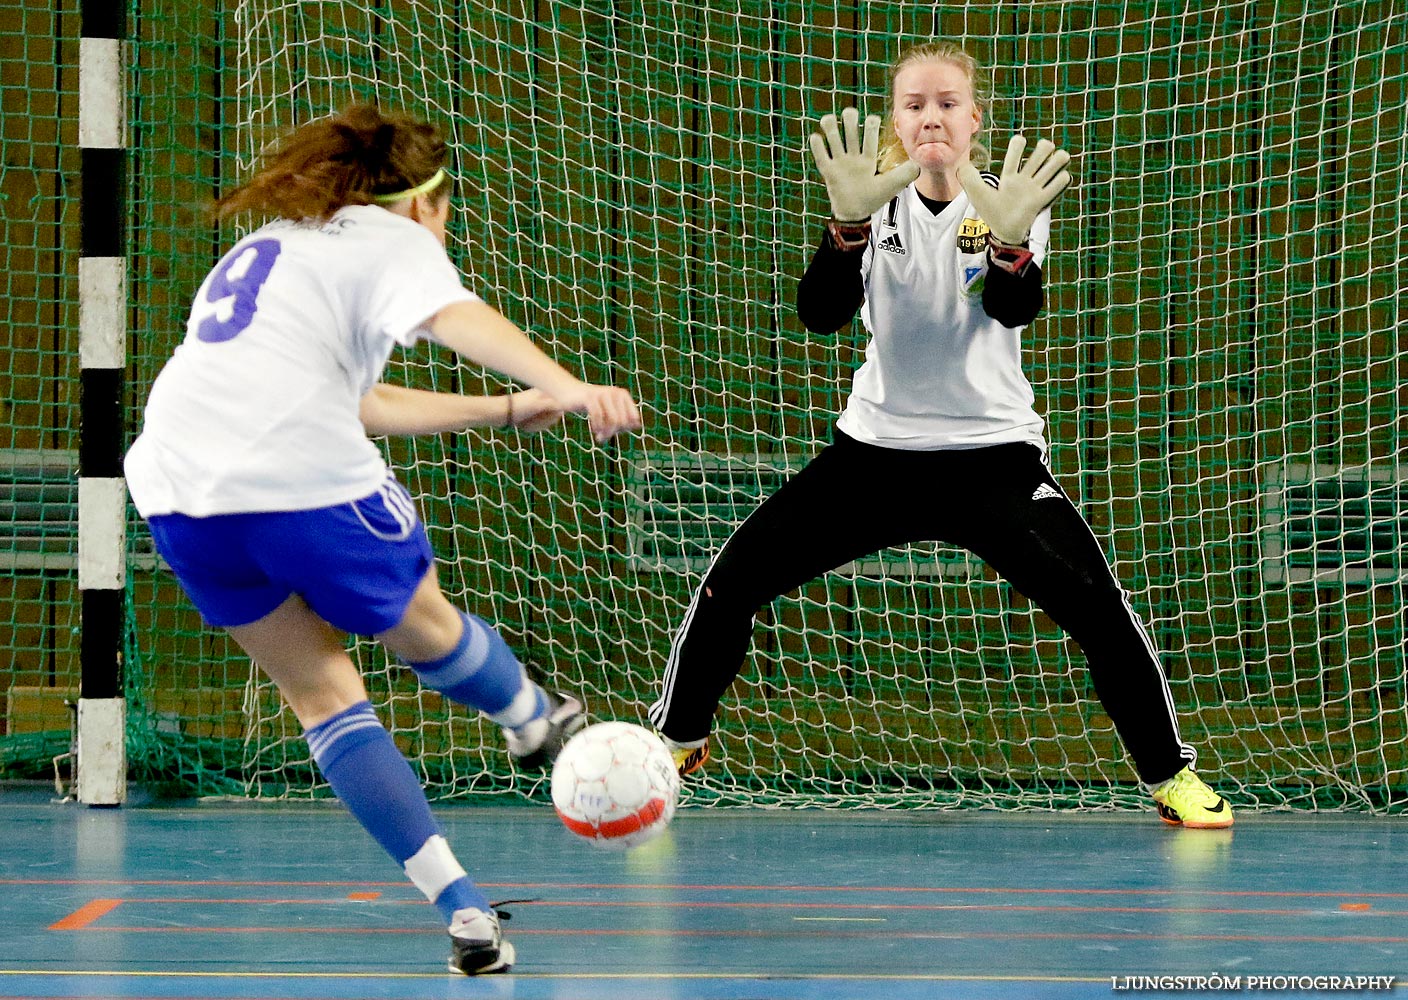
[196, 238, 282, 343]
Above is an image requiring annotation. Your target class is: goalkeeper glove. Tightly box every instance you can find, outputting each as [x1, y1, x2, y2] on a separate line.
[957, 135, 1073, 246]
[809, 107, 921, 223]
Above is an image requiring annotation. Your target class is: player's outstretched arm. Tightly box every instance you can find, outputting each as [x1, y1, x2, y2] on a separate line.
[358, 383, 565, 437]
[429, 298, 642, 443]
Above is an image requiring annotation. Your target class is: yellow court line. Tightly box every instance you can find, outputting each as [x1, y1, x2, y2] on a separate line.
[0, 969, 1108, 983]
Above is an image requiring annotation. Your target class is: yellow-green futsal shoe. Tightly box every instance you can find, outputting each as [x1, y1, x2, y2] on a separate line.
[1152, 767, 1234, 828]
[661, 734, 710, 778]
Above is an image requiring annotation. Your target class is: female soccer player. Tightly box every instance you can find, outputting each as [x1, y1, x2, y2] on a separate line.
[649, 41, 1232, 829]
[125, 104, 642, 974]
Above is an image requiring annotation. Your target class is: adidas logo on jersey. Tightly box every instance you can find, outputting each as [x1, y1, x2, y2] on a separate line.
[1031, 483, 1061, 501]
[877, 232, 906, 256]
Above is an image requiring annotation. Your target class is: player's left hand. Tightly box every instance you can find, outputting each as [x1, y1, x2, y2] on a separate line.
[552, 382, 643, 443]
[506, 388, 566, 432]
[957, 134, 1073, 246]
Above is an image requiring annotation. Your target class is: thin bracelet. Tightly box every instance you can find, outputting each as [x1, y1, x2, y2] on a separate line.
[504, 392, 514, 429]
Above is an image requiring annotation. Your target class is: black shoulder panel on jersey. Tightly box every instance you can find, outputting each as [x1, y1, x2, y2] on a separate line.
[885, 196, 899, 228]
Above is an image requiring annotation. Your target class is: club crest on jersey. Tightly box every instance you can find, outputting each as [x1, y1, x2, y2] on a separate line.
[877, 232, 906, 256]
[958, 217, 989, 254]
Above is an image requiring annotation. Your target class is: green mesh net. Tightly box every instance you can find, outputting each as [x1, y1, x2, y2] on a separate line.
[3, 1, 1405, 810]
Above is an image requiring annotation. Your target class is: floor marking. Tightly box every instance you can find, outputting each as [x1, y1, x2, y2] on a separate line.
[68, 926, 1408, 944]
[0, 969, 1109, 983]
[7, 877, 1408, 899]
[47, 900, 122, 931]
[61, 896, 1408, 918]
[792, 916, 887, 922]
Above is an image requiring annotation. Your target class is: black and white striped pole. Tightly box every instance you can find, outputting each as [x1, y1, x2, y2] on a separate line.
[77, 0, 127, 805]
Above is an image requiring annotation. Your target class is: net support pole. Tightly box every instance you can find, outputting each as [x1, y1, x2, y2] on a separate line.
[76, 0, 128, 806]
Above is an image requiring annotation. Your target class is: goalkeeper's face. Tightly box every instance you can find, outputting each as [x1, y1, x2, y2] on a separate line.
[891, 59, 982, 174]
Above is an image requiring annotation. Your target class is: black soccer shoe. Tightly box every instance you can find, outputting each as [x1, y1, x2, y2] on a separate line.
[503, 691, 587, 771]
[447, 907, 514, 975]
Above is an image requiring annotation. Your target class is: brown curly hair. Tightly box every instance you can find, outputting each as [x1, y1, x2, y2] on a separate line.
[216, 104, 451, 221]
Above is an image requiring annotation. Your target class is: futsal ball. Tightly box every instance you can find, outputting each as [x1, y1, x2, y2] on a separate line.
[550, 721, 680, 849]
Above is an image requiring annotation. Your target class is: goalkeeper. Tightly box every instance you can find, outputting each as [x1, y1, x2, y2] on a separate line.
[125, 105, 642, 975]
[649, 41, 1232, 829]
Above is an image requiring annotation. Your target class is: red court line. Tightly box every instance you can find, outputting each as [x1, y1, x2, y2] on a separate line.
[103, 897, 1408, 918]
[489, 882, 1408, 900]
[1, 879, 403, 888]
[76, 926, 1408, 944]
[48, 899, 123, 930]
[8, 878, 1406, 899]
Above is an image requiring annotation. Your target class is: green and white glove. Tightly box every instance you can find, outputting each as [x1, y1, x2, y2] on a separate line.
[809, 107, 921, 223]
[957, 135, 1073, 246]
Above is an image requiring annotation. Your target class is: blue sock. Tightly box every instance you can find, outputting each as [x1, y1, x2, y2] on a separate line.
[305, 701, 488, 922]
[409, 611, 547, 727]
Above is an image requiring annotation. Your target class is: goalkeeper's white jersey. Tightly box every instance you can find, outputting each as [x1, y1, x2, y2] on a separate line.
[836, 182, 1052, 453]
[125, 206, 477, 517]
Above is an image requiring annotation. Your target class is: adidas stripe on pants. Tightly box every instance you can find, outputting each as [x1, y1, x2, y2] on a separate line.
[648, 428, 1196, 785]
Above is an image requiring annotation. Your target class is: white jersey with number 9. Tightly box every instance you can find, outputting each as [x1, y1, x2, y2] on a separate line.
[126, 206, 477, 518]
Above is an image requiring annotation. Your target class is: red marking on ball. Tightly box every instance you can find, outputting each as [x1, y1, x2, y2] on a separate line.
[557, 796, 668, 840]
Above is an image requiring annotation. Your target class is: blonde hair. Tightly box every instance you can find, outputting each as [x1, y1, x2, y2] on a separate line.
[877, 41, 993, 173]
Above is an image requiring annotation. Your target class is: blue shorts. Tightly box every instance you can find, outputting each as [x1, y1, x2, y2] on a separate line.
[146, 479, 434, 634]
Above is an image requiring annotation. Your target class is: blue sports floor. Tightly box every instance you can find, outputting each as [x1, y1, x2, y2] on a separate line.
[1, 785, 1403, 999]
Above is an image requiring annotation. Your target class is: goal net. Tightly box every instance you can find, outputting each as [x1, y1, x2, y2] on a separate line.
[9, 1, 1405, 810]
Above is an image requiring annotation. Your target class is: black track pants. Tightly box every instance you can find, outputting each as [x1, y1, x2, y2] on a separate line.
[648, 429, 1196, 785]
